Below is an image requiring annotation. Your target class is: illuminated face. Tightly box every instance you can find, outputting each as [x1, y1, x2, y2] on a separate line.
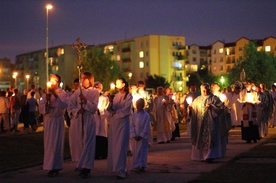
[211, 84, 220, 93]
[81, 74, 90, 88]
[49, 77, 59, 88]
[201, 85, 209, 96]
[115, 79, 125, 90]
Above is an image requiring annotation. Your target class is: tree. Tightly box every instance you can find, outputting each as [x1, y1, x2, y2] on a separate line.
[229, 41, 276, 86]
[80, 46, 125, 91]
[145, 74, 170, 91]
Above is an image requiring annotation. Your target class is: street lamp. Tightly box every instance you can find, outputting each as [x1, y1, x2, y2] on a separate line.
[26, 74, 30, 89]
[12, 72, 18, 88]
[46, 4, 53, 85]
[220, 76, 225, 88]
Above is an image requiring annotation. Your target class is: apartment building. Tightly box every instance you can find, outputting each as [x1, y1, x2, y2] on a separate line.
[0, 57, 12, 90]
[15, 45, 78, 91]
[188, 36, 276, 76]
[102, 35, 188, 92]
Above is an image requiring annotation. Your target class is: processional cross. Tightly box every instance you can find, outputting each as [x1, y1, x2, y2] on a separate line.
[71, 37, 87, 136]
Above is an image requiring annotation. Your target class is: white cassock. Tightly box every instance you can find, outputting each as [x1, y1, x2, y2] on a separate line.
[107, 92, 132, 174]
[69, 86, 99, 169]
[95, 94, 110, 137]
[39, 88, 68, 170]
[130, 110, 150, 169]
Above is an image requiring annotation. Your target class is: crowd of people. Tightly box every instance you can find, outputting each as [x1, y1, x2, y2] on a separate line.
[1, 73, 276, 179]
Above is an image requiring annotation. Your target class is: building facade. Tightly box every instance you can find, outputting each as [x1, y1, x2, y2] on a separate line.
[15, 45, 78, 92]
[102, 34, 188, 92]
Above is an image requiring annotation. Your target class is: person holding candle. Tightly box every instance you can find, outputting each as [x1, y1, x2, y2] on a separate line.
[238, 80, 260, 143]
[68, 72, 99, 178]
[107, 77, 133, 179]
[189, 83, 224, 163]
[39, 74, 68, 176]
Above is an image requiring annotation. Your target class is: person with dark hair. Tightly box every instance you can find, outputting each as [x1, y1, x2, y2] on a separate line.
[68, 72, 99, 178]
[27, 91, 38, 132]
[107, 77, 133, 179]
[189, 83, 224, 163]
[39, 74, 68, 177]
[10, 88, 21, 132]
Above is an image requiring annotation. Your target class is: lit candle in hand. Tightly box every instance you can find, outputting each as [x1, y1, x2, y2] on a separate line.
[186, 97, 193, 105]
[47, 81, 52, 93]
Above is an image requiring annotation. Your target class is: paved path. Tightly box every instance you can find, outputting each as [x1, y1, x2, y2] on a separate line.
[1, 126, 275, 183]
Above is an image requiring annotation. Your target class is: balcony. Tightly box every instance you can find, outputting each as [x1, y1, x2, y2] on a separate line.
[122, 58, 131, 62]
[122, 47, 131, 52]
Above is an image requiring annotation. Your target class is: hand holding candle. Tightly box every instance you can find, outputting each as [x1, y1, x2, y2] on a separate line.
[186, 97, 193, 105]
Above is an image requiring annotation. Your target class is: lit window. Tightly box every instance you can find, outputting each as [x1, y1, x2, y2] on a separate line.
[265, 46, 271, 52]
[213, 66, 217, 71]
[116, 55, 120, 61]
[219, 48, 224, 54]
[139, 51, 144, 58]
[226, 48, 230, 55]
[139, 61, 144, 68]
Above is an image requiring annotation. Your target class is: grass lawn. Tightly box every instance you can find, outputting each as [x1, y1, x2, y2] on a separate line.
[188, 136, 276, 183]
[0, 130, 71, 173]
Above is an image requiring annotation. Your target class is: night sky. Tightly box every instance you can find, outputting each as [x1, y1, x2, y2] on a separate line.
[1, 0, 276, 63]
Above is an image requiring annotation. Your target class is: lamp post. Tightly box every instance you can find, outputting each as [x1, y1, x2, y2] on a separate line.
[46, 4, 53, 85]
[12, 72, 18, 88]
[26, 74, 30, 89]
[220, 76, 225, 88]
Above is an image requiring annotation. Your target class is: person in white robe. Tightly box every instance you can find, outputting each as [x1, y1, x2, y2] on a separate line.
[39, 74, 68, 176]
[153, 86, 171, 144]
[237, 81, 260, 143]
[130, 98, 150, 171]
[68, 78, 82, 162]
[189, 83, 224, 163]
[68, 72, 99, 178]
[94, 82, 109, 159]
[107, 78, 133, 179]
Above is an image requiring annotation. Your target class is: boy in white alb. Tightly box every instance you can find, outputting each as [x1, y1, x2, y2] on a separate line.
[130, 98, 150, 171]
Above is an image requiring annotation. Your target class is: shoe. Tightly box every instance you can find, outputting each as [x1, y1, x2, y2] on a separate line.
[47, 169, 59, 177]
[79, 168, 90, 178]
[205, 158, 214, 163]
[116, 170, 127, 179]
[139, 167, 145, 172]
[158, 141, 165, 144]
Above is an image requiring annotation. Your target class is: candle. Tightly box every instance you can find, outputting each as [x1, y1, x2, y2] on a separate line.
[220, 94, 226, 103]
[47, 81, 52, 93]
[186, 97, 193, 105]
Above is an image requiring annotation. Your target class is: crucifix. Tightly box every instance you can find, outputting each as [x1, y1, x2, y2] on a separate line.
[72, 37, 87, 137]
[72, 37, 87, 87]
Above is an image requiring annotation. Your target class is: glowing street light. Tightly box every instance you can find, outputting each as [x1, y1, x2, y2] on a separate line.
[12, 72, 18, 88]
[25, 74, 30, 89]
[220, 76, 225, 88]
[46, 4, 53, 86]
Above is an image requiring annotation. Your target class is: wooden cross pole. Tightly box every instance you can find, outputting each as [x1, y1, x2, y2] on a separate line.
[72, 37, 87, 138]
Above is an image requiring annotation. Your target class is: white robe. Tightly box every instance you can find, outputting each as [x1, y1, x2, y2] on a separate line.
[95, 94, 110, 137]
[107, 92, 132, 173]
[39, 88, 68, 170]
[130, 110, 150, 169]
[69, 87, 99, 169]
